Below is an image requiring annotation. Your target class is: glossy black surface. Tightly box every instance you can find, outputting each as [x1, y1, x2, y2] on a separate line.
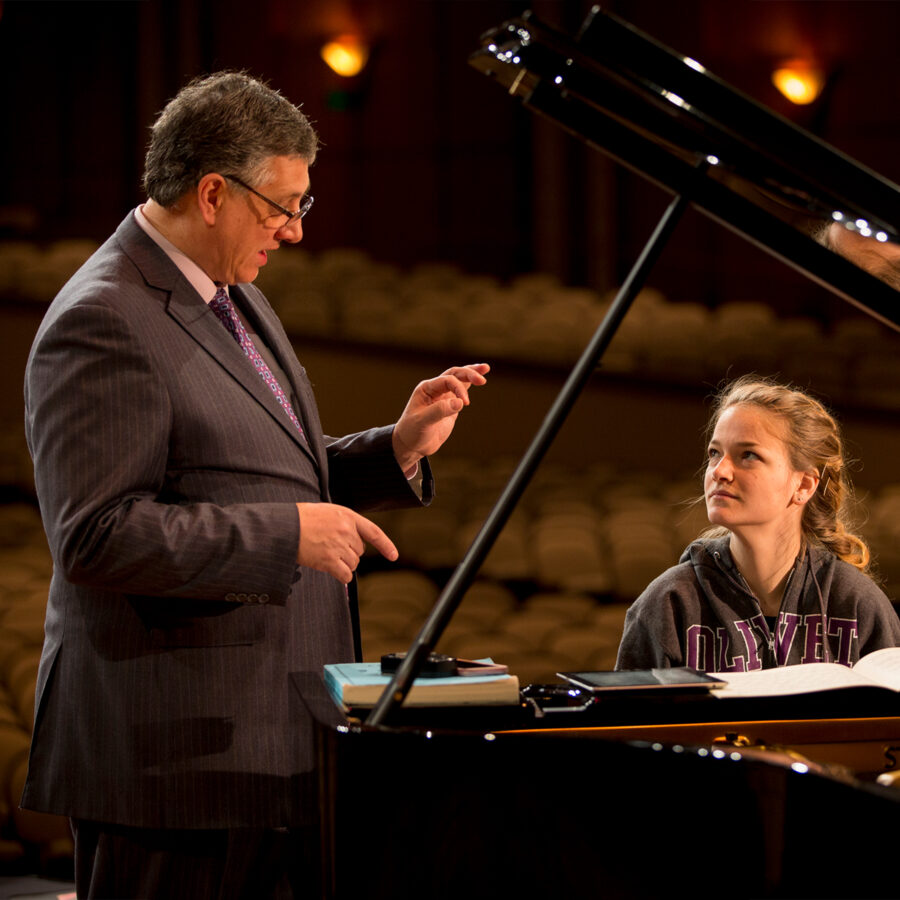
[469, 7, 900, 330]
[293, 673, 900, 899]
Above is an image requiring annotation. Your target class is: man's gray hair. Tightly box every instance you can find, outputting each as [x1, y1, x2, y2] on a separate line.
[143, 71, 319, 207]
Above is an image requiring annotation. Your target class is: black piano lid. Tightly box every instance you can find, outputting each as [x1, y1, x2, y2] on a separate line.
[469, 5, 900, 332]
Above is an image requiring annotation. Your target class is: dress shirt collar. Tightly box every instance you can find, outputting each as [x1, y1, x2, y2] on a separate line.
[133, 205, 224, 304]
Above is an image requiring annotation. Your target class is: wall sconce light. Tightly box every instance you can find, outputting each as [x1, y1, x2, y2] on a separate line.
[771, 60, 825, 105]
[320, 35, 370, 78]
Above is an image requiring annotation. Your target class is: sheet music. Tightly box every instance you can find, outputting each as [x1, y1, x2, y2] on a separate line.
[713, 661, 875, 698]
[854, 646, 900, 690]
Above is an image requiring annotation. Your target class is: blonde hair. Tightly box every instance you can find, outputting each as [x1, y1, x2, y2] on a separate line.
[700, 375, 871, 572]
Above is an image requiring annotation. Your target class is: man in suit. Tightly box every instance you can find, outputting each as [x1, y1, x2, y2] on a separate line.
[22, 71, 489, 898]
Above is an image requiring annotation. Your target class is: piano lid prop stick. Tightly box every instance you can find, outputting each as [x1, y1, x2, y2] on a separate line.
[366, 162, 708, 727]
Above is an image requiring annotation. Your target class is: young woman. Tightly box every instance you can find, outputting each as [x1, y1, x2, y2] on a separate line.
[616, 376, 900, 672]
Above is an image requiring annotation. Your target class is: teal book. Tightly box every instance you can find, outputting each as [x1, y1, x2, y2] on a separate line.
[323, 661, 520, 709]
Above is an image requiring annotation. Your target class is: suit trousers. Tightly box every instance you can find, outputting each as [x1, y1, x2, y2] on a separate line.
[71, 819, 321, 899]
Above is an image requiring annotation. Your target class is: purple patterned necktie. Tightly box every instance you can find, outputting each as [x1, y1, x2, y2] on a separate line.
[209, 287, 305, 438]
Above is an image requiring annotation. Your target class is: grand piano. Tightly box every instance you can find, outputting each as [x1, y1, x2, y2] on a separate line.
[293, 7, 900, 898]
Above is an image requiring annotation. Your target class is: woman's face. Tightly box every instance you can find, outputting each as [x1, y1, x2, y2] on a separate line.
[704, 404, 806, 540]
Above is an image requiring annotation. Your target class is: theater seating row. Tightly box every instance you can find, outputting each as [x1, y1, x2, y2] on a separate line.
[2, 240, 900, 410]
[366, 455, 900, 597]
[357, 569, 631, 685]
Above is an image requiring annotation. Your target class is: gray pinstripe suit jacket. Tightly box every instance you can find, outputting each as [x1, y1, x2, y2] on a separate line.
[21, 212, 432, 829]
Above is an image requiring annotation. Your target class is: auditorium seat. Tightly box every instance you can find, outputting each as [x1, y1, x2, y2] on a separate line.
[390, 507, 462, 570]
[456, 580, 520, 625]
[548, 629, 620, 671]
[391, 290, 459, 350]
[457, 510, 533, 581]
[358, 570, 439, 612]
[502, 607, 572, 650]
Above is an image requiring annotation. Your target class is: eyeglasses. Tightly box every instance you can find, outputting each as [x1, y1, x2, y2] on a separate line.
[223, 174, 314, 227]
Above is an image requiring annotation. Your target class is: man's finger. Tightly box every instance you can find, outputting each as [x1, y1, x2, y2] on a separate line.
[356, 515, 399, 561]
[334, 560, 354, 585]
[443, 363, 490, 382]
[422, 375, 472, 405]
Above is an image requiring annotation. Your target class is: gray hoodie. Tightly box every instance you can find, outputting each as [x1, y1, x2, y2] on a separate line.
[615, 536, 900, 672]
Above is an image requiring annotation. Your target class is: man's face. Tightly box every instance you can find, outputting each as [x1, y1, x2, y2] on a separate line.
[214, 155, 310, 285]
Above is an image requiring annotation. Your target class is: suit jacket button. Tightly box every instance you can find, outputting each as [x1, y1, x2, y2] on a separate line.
[226, 592, 238, 602]
[259, 594, 270, 604]
[247, 593, 258, 604]
[237, 592, 248, 603]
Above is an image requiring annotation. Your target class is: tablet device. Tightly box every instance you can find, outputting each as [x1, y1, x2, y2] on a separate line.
[557, 667, 725, 693]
